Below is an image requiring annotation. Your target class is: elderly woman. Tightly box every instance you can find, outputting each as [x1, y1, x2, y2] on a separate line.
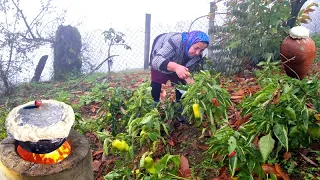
[149, 30, 210, 102]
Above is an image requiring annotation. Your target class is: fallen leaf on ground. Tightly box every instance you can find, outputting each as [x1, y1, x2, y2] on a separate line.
[275, 163, 290, 180]
[168, 139, 175, 146]
[92, 160, 102, 172]
[92, 150, 103, 158]
[283, 152, 292, 160]
[178, 155, 191, 178]
[198, 144, 209, 151]
[233, 89, 245, 96]
[230, 95, 243, 100]
[262, 164, 281, 178]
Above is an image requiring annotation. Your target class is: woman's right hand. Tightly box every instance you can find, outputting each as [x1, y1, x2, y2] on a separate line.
[185, 77, 195, 84]
[167, 62, 190, 79]
[175, 65, 190, 79]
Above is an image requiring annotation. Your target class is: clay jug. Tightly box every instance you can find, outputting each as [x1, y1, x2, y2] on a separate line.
[280, 26, 316, 80]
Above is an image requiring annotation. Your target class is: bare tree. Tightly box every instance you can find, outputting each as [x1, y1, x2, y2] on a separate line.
[0, 0, 67, 95]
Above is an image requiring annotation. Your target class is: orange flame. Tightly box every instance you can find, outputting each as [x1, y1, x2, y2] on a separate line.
[17, 140, 71, 164]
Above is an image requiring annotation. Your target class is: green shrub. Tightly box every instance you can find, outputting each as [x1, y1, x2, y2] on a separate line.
[0, 105, 9, 140]
[312, 33, 320, 48]
[210, 0, 291, 69]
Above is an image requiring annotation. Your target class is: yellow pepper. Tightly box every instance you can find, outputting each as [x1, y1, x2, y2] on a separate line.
[112, 139, 130, 151]
[112, 139, 122, 150]
[192, 103, 201, 118]
[314, 114, 320, 121]
[146, 166, 156, 175]
[144, 156, 154, 168]
[121, 140, 130, 151]
[140, 130, 146, 136]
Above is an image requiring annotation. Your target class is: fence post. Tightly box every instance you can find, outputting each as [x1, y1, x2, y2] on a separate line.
[208, 2, 215, 59]
[144, 13, 151, 70]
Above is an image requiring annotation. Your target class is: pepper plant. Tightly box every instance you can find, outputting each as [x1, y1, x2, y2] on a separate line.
[104, 152, 181, 180]
[98, 86, 132, 135]
[79, 83, 110, 105]
[137, 152, 181, 179]
[97, 131, 136, 180]
[127, 108, 168, 149]
[125, 82, 155, 120]
[206, 125, 265, 179]
[239, 64, 320, 163]
[180, 70, 232, 133]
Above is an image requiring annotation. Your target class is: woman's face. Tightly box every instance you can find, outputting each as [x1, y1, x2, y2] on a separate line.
[188, 42, 208, 57]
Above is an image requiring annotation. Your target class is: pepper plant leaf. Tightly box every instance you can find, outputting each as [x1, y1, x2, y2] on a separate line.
[229, 155, 238, 177]
[228, 136, 237, 153]
[273, 124, 289, 152]
[259, 133, 275, 163]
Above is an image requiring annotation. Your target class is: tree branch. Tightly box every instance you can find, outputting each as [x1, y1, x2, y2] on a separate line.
[11, 0, 36, 39]
[72, 55, 119, 88]
[19, 34, 54, 44]
[29, 0, 52, 29]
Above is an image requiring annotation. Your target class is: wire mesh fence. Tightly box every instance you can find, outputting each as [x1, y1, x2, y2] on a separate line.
[78, 12, 229, 74]
[80, 16, 219, 74]
[302, 0, 320, 35]
[7, 0, 320, 84]
[18, 13, 226, 83]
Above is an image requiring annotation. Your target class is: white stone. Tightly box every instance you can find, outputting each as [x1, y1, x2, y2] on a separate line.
[289, 26, 310, 39]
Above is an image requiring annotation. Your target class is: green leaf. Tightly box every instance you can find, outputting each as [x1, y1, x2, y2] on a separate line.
[270, 172, 278, 180]
[103, 139, 109, 156]
[258, 133, 275, 162]
[104, 171, 121, 179]
[139, 152, 148, 168]
[252, 93, 267, 106]
[148, 133, 158, 142]
[273, 124, 289, 152]
[284, 106, 296, 120]
[229, 155, 238, 177]
[247, 159, 256, 173]
[154, 154, 180, 173]
[161, 123, 169, 136]
[140, 115, 152, 124]
[228, 136, 237, 153]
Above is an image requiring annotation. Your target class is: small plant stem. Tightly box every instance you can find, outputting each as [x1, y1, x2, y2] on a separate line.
[280, 53, 296, 64]
[72, 55, 119, 88]
[279, 53, 300, 79]
[166, 172, 190, 180]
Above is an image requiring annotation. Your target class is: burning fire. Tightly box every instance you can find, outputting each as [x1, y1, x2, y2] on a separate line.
[17, 140, 72, 164]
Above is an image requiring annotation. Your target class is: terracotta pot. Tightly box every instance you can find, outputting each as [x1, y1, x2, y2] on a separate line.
[280, 36, 316, 79]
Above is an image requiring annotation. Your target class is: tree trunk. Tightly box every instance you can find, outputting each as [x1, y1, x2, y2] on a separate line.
[287, 0, 307, 28]
[0, 63, 11, 95]
[31, 55, 48, 82]
[53, 25, 82, 81]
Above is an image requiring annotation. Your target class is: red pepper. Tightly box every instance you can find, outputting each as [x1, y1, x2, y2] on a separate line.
[228, 150, 236, 158]
[212, 98, 219, 107]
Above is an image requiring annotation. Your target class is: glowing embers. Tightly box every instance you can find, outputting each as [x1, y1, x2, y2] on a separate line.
[17, 140, 71, 164]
